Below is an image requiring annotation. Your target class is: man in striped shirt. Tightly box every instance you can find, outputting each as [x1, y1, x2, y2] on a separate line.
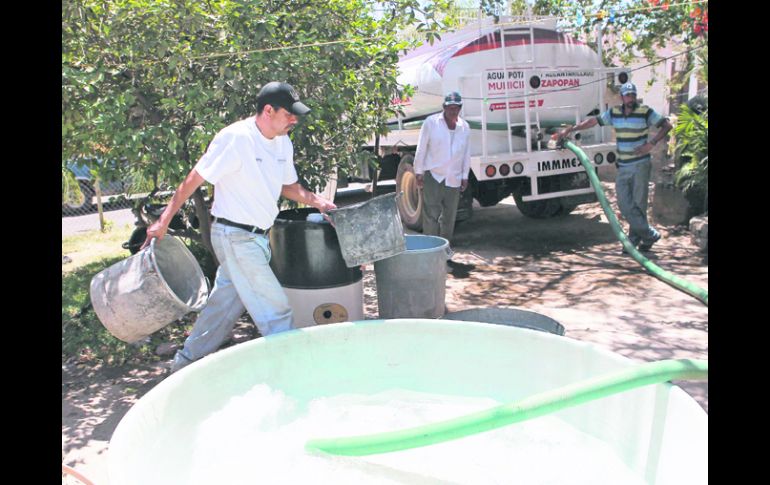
[553, 82, 672, 253]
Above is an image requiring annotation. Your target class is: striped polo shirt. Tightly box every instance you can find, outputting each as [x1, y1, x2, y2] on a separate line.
[596, 104, 667, 165]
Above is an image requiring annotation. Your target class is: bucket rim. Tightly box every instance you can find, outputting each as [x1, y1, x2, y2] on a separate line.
[401, 234, 449, 253]
[148, 236, 208, 312]
[443, 307, 566, 336]
[326, 191, 401, 217]
[275, 207, 331, 225]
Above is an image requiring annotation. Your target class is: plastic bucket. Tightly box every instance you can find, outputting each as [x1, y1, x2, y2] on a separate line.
[444, 307, 566, 336]
[89, 236, 208, 343]
[374, 234, 449, 318]
[326, 192, 406, 268]
[108, 320, 707, 484]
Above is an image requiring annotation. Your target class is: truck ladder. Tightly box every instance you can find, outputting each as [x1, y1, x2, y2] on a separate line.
[499, 19, 539, 155]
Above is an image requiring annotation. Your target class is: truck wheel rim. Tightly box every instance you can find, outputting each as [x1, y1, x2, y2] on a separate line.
[401, 172, 419, 217]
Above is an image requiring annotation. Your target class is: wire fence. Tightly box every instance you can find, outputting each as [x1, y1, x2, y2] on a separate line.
[61, 166, 177, 236]
[61, 176, 170, 236]
[62, 195, 134, 217]
[62, 201, 138, 237]
[62, 183, 140, 234]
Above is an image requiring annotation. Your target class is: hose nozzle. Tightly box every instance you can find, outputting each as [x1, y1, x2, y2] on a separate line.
[547, 138, 563, 150]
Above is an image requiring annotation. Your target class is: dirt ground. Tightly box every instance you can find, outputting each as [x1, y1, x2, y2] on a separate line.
[61, 182, 707, 484]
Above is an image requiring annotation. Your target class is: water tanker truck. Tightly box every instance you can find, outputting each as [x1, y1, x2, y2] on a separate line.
[357, 17, 631, 228]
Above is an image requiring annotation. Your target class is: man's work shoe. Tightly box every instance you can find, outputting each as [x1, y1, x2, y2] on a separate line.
[170, 352, 194, 374]
[638, 232, 661, 252]
[621, 238, 639, 255]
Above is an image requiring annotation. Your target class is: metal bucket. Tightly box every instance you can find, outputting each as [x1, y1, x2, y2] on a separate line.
[444, 307, 566, 336]
[89, 236, 208, 343]
[374, 234, 449, 319]
[326, 192, 406, 268]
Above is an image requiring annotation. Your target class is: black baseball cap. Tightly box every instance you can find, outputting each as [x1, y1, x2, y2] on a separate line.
[257, 82, 311, 115]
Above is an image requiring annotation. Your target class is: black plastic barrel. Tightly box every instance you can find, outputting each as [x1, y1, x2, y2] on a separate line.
[269, 208, 362, 289]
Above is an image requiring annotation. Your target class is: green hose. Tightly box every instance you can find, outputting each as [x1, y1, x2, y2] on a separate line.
[306, 358, 707, 456]
[563, 140, 708, 306]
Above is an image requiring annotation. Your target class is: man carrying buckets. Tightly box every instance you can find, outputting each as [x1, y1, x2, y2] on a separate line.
[143, 82, 336, 373]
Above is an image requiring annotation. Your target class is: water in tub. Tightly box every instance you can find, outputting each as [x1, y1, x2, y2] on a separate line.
[186, 384, 646, 484]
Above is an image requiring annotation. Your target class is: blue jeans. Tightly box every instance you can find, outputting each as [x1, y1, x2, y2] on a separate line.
[615, 161, 659, 246]
[171, 222, 293, 371]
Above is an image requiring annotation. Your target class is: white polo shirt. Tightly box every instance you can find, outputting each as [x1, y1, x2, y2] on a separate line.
[413, 112, 471, 187]
[195, 117, 298, 229]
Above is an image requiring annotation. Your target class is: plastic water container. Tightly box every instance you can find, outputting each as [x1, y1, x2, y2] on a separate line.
[374, 234, 449, 318]
[269, 208, 364, 326]
[270, 208, 361, 289]
[108, 319, 707, 485]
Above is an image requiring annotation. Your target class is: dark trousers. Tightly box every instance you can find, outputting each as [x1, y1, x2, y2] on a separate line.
[422, 171, 461, 243]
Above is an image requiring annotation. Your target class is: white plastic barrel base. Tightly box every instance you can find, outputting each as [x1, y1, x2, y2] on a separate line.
[109, 320, 707, 485]
[283, 279, 364, 328]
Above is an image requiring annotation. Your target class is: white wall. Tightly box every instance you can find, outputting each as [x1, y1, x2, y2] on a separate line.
[614, 43, 694, 117]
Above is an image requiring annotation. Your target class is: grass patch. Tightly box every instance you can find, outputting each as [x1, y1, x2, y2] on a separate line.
[62, 226, 192, 366]
[62, 223, 136, 272]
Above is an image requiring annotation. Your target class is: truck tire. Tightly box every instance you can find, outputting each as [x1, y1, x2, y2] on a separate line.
[513, 191, 562, 219]
[395, 154, 423, 230]
[477, 190, 505, 207]
[555, 199, 579, 216]
[62, 180, 94, 215]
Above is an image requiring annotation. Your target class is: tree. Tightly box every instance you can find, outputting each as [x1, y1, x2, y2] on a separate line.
[673, 99, 707, 212]
[62, 0, 456, 253]
[476, 1, 707, 68]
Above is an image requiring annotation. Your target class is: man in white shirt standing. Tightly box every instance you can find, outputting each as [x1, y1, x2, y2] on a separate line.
[414, 91, 471, 255]
[142, 82, 337, 373]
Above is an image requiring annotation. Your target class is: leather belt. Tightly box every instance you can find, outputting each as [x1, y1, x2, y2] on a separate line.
[213, 216, 269, 234]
